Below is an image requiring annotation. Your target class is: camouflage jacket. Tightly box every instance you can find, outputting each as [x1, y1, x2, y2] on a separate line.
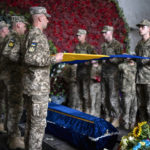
[23, 27, 56, 95]
[119, 60, 136, 93]
[74, 42, 96, 79]
[135, 38, 150, 84]
[101, 38, 122, 77]
[62, 64, 77, 83]
[0, 31, 23, 79]
[2, 30, 23, 63]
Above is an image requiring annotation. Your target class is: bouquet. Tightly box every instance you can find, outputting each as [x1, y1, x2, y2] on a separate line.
[119, 122, 150, 150]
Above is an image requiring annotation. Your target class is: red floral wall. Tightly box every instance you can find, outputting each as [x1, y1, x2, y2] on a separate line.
[1, 0, 128, 53]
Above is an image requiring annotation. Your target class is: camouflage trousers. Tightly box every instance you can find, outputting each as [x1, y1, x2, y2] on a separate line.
[77, 78, 91, 114]
[102, 76, 120, 119]
[90, 81, 102, 117]
[5, 76, 23, 138]
[136, 84, 150, 122]
[23, 94, 49, 150]
[121, 92, 137, 128]
[67, 82, 82, 111]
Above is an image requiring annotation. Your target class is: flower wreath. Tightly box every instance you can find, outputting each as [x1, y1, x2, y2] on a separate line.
[119, 121, 150, 150]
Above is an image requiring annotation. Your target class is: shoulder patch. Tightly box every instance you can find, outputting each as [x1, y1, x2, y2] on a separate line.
[29, 42, 37, 52]
[8, 39, 15, 48]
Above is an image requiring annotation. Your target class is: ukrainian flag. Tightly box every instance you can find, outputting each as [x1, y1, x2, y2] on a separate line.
[60, 53, 150, 64]
[62, 53, 109, 63]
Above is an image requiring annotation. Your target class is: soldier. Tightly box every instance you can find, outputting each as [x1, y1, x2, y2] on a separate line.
[74, 29, 97, 114]
[1, 16, 27, 149]
[90, 61, 102, 117]
[118, 54, 137, 130]
[0, 21, 9, 133]
[135, 19, 150, 122]
[22, 7, 63, 150]
[101, 25, 122, 127]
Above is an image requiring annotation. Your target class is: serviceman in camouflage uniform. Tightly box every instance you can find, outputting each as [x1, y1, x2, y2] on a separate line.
[90, 61, 102, 117]
[1, 16, 27, 149]
[74, 29, 97, 114]
[119, 54, 137, 130]
[135, 19, 150, 122]
[0, 21, 9, 133]
[23, 7, 63, 150]
[101, 25, 122, 127]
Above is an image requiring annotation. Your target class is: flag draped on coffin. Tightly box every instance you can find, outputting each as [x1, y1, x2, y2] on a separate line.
[46, 102, 118, 150]
[60, 53, 150, 64]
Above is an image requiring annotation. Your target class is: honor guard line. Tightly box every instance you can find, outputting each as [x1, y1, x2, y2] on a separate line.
[52, 53, 150, 64]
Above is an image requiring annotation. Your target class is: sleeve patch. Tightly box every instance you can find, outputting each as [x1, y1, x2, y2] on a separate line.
[28, 42, 37, 52]
[8, 39, 15, 48]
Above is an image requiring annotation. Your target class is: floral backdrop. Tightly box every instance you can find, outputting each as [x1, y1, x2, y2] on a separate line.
[0, 0, 129, 98]
[0, 0, 129, 53]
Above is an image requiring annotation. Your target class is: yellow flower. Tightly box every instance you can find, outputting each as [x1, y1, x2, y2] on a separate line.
[133, 126, 142, 137]
[138, 121, 147, 127]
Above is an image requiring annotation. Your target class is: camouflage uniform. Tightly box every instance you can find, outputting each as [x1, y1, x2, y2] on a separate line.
[74, 41, 96, 114]
[63, 64, 82, 111]
[101, 38, 122, 120]
[2, 30, 24, 138]
[135, 36, 150, 122]
[119, 60, 137, 129]
[90, 62, 102, 117]
[23, 18, 56, 150]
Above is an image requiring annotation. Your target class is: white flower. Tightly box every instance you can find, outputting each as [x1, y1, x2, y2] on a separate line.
[122, 138, 128, 146]
[120, 137, 128, 150]
[57, 70, 61, 73]
[128, 136, 134, 141]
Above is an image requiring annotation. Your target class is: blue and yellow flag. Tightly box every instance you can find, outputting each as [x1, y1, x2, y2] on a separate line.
[62, 53, 109, 63]
[59, 53, 150, 64]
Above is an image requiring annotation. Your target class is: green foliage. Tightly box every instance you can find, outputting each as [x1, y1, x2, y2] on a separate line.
[49, 40, 57, 55]
[0, 9, 31, 28]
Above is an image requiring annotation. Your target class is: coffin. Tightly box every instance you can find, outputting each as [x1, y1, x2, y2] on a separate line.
[46, 102, 118, 150]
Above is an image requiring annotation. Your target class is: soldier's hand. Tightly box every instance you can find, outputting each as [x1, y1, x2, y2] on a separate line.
[55, 53, 64, 63]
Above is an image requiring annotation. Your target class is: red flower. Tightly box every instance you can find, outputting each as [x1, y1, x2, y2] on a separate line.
[1, 0, 128, 53]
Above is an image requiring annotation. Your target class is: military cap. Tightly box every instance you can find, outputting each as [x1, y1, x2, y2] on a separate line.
[101, 25, 114, 33]
[136, 19, 150, 27]
[30, 6, 51, 18]
[76, 29, 87, 36]
[11, 16, 28, 24]
[0, 21, 9, 30]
